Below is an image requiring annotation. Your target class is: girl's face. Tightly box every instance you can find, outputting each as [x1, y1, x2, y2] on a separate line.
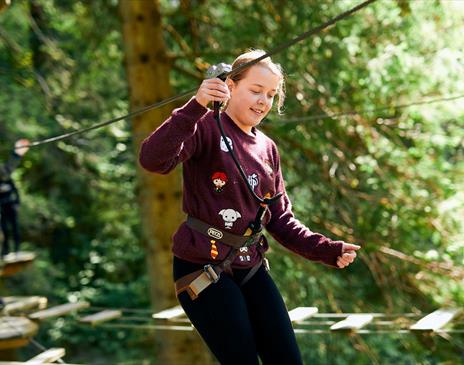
[225, 65, 281, 135]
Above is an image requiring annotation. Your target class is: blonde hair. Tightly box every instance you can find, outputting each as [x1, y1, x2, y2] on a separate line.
[228, 49, 286, 114]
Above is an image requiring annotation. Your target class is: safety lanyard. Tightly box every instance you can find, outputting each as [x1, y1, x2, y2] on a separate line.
[207, 64, 283, 235]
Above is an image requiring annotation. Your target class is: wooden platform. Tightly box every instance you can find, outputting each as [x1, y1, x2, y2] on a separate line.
[330, 314, 374, 331]
[0, 363, 80, 365]
[79, 310, 122, 325]
[288, 307, 318, 322]
[0, 252, 36, 277]
[2, 297, 48, 316]
[410, 308, 461, 331]
[152, 305, 462, 334]
[0, 317, 38, 350]
[152, 305, 185, 320]
[29, 302, 90, 321]
[25, 348, 65, 364]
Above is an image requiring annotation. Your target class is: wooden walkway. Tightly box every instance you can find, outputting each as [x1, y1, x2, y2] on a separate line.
[145, 305, 463, 334]
[0, 252, 36, 277]
[0, 317, 38, 350]
[0, 348, 79, 364]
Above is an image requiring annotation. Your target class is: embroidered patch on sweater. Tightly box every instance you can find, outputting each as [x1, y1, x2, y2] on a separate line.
[218, 208, 241, 229]
[247, 173, 259, 191]
[220, 136, 233, 152]
[239, 247, 251, 262]
[211, 171, 228, 192]
[210, 240, 219, 259]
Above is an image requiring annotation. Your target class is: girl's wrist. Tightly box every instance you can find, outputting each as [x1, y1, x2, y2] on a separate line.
[194, 95, 208, 108]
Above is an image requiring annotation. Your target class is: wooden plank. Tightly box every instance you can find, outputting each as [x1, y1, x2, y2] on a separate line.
[330, 314, 374, 331]
[1, 252, 35, 265]
[0, 252, 36, 277]
[410, 308, 461, 331]
[0, 317, 38, 350]
[3, 297, 48, 315]
[0, 337, 30, 351]
[0, 363, 80, 365]
[0, 317, 38, 340]
[79, 310, 122, 325]
[288, 307, 318, 322]
[25, 348, 65, 364]
[29, 302, 90, 321]
[153, 305, 185, 320]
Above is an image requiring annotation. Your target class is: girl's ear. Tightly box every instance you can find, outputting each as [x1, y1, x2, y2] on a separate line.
[225, 78, 234, 92]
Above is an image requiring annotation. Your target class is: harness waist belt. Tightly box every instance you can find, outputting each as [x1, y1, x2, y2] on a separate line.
[186, 216, 261, 248]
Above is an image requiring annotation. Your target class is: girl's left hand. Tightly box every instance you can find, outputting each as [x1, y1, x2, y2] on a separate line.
[337, 243, 361, 268]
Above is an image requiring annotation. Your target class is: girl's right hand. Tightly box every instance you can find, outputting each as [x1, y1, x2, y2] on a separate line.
[195, 78, 230, 108]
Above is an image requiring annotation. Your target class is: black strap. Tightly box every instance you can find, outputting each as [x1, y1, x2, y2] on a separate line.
[186, 216, 262, 248]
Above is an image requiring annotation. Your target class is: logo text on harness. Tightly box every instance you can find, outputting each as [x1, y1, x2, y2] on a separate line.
[207, 228, 223, 240]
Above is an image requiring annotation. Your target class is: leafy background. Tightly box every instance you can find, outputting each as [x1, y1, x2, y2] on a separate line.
[0, 0, 463, 364]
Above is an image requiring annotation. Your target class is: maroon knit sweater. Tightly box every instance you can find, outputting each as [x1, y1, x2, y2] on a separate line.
[139, 98, 343, 268]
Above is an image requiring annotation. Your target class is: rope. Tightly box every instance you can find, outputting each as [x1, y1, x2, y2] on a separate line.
[15, 0, 377, 151]
[274, 93, 464, 124]
[89, 322, 464, 335]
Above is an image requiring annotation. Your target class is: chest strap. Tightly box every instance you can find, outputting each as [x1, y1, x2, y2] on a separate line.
[186, 216, 262, 248]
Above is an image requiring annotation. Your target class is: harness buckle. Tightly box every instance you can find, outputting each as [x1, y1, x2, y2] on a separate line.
[203, 264, 220, 283]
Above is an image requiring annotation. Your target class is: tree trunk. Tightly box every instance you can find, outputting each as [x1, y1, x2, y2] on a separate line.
[119, 1, 214, 364]
[0, 0, 10, 14]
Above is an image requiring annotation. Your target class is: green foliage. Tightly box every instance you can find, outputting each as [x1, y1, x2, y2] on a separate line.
[0, 0, 463, 364]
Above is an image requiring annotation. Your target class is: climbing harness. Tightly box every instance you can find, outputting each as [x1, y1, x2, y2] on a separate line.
[175, 64, 281, 300]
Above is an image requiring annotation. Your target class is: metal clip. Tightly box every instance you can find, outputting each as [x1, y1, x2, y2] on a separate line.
[206, 63, 232, 80]
[204, 264, 220, 283]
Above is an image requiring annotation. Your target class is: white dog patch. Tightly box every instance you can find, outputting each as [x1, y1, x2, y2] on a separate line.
[218, 208, 241, 229]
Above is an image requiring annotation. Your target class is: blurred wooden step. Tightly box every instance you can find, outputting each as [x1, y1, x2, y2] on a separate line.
[79, 310, 122, 325]
[0, 252, 36, 277]
[0, 363, 80, 365]
[0, 317, 38, 350]
[330, 314, 374, 331]
[288, 307, 318, 322]
[410, 308, 461, 331]
[153, 305, 185, 320]
[25, 348, 65, 364]
[29, 302, 90, 321]
[2, 297, 48, 316]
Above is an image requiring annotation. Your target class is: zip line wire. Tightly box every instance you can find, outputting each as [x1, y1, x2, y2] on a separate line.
[275, 93, 464, 124]
[13, 0, 377, 151]
[69, 92, 464, 143]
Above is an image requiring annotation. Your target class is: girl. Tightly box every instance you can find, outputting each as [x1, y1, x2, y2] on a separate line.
[139, 50, 360, 365]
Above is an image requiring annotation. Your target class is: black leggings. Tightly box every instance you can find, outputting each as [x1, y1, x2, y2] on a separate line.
[173, 256, 303, 365]
[1, 203, 20, 256]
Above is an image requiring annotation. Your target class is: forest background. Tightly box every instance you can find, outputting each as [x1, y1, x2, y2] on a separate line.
[0, 0, 463, 364]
